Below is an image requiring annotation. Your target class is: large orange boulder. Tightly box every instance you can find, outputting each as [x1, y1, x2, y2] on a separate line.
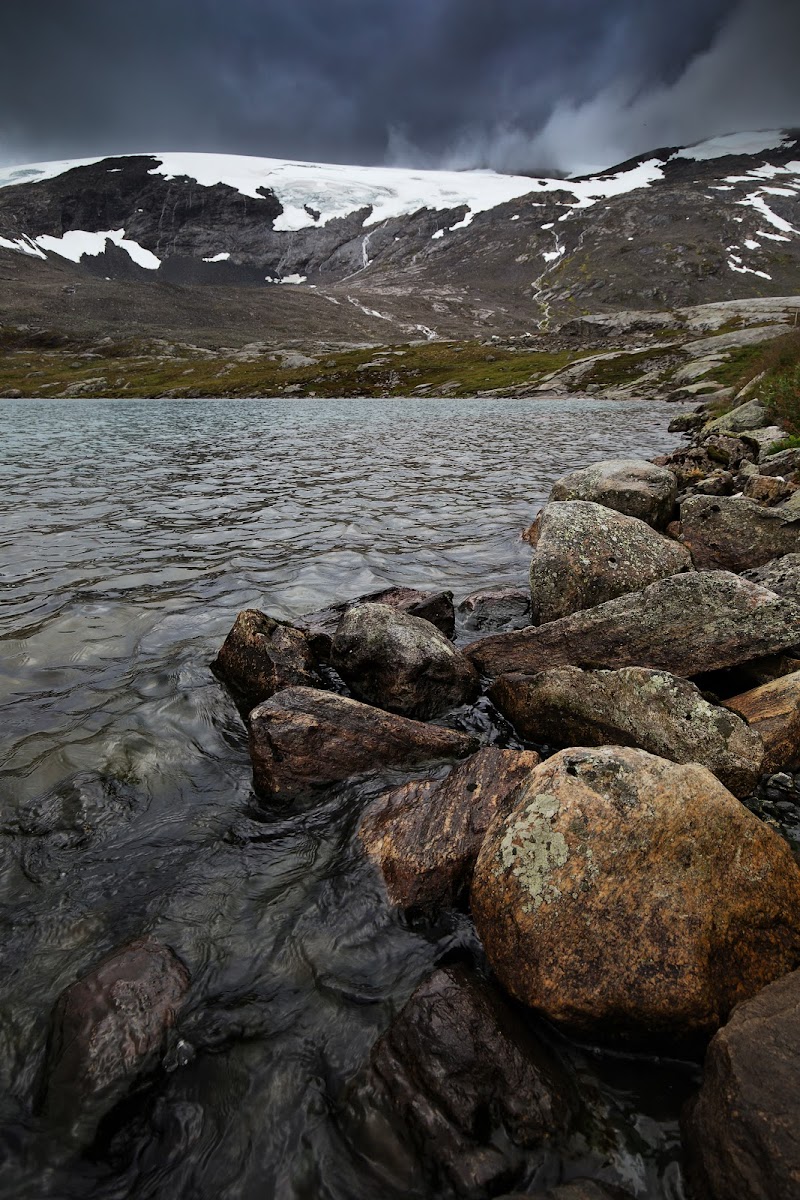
[471, 747, 800, 1042]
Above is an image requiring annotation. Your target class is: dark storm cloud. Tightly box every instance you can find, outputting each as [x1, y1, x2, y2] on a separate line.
[0, 0, 798, 173]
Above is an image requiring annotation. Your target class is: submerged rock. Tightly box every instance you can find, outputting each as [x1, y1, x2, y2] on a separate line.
[545, 458, 677, 528]
[365, 965, 576, 1198]
[42, 938, 190, 1144]
[299, 586, 455, 660]
[490, 666, 764, 797]
[683, 968, 800, 1200]
[465, 571, 800, 680]
[332, 602, 479, 719]
[526, 501, 691, 625]
[458, 585, 531, 634]
[471, 747, 800, 1041]
[723, 671, 800, 774]
[679, 494, 800, 572]
[248, 686, 478, 801]
[212, 609, 320, 710]
[359, 747, 540, 909]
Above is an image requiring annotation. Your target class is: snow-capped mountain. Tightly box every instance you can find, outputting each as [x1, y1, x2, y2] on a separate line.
[0, 131, 798, 342]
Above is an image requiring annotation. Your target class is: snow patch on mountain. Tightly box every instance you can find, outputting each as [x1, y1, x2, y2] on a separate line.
[33, 229, 161, 269]
[674, 131, 793, 162]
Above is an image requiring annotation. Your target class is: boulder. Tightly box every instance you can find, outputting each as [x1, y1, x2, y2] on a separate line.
[42, 938, 190, 1144]
[742, 474, 796, 505]
[490, 667, 764, 797]
[743, 553, 800, 606]
[704, 398, 771, 435]
[682, 968, 800, 1200]
[248, 687, 478, 802]
[679, 495, 800, 572]
[742, 426, 788, 460]
[668, 411, 704, 434]
[702, 434, 754, 471]
[212, 609, 320, 711]
[365, 965, 576, 1197]
[471, 747, 800, 1041]
[526, 502, 691, 626]
[545, 458, 677, 528]
[693, 469, 735, 497]
[332, 602, 479, 719]
[759, 447, 800, 478]
[299, 586, 455, 660]
[466, 571, 800, 680]
[359, 747, 540, 909]
[458, 586, 531, 634]
[723, 671, 800, 774]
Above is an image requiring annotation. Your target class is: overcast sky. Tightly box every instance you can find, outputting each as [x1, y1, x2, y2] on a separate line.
[1, 0, 798, 175]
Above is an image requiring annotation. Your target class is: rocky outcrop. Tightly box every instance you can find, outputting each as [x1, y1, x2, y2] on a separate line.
[42, 938, 190, 1144]
[471, 747, 800, 1041]
[212, 609, 320, 711]
[248, 686, 478, 801]
[466, 571, 800, 680]
[525, 502, 691, 625]
[723, 671, 800, 774]
[359, 747, 540, 909]
[490, 666, 764, 797]
[331, 602, 478, 719]
[683, 968, 800, 1200]
[743, 553, 800, 606]
[458, 586, 531, 634]
[299, 586, 456, 660]
[679, 494, 800, 572]
[545, 459, 677, 528]
[364, 965, 576, 1197]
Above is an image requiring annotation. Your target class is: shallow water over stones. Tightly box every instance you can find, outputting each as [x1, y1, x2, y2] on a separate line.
[0, 397, 695, 1198]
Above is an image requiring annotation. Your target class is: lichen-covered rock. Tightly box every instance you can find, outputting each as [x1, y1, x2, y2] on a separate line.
[527, 502, 691, 625]
[704, 398, 771, 435]
[680, 495, 800, 572]
[212, 609, 320, 711]
[743, 553, 800, 606]
[545, 458, 677, 528]
[359, 747, 540, 909]
[743, 426, 788, 460]
[471, 747, 800, 1041]
[466, 571, 800, 680]
[723, 671, 800, 774]
[702, 434, 754, 471]
[332, 602, 479, 719]
[490, 666, 764, 797]
[362, 965, 576, 1198]
[682, 968, 800, 1200]
[458, 585, 531, 634]
[299, 586, 455, 660]
[248, 686, 478, 801]
[742, 473, 796, 506]
[42, 938, 190, 1144]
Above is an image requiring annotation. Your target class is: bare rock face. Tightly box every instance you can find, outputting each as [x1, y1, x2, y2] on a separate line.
[365, 965, 576, 1198]
[359, 747, 540, 909]
[466, 571, 800, 680]
[471, 747, 800, 1041]
[682, 969, 800, 1200]
[42, 938, 190, 1144]
[743, 552, 800, 606]
[248, 686, 479, 802]
[332, 602, 479, 719]
[724, 670, 800, 774]
[545, 458, 677, 528]
[490, 666, 764, 797]
[526, 502, 692, 625]
[299, 586, 455, 661]
[212, 609, 320, 711]
[458, 585, 531, 634]
[679, 494, 800, 572]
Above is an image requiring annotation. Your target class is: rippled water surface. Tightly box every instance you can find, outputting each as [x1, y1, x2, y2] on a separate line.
[0, 398, 693, 1199]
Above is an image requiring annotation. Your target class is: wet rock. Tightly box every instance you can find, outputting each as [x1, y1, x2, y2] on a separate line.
[466, 571, 800, 680]
[359, 747, 540, 909]
[248, 686, 478, 801]
[332, 602, 479, 719]
[366, 965, 576, 1197]
[723, 671, 800, 775]
[299, 586, 455, 660]
[682, 968, 800, 1200]
[471, 747, 800, 1042]
[704, 398, 771, 435]
[742, 473, 796, 505]
[680, 494, 800, 572]
[743, 552, 800, 606]
[490, 666, 764, 797]
[458, 586, 531, 634]
[526, 502, 691, 626]
[545, 458, 677, 528]
[42, 938, 190, 1144]
[212, 609, 320, 711]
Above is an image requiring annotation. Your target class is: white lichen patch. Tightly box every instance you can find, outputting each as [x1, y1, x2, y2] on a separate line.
[497, 792, 569, 913]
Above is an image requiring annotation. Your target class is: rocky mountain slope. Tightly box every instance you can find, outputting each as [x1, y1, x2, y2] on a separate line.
[0, 131, 798, 349]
